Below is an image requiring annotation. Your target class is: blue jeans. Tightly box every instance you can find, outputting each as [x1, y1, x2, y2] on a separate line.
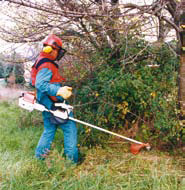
[35, 112, 78, 163]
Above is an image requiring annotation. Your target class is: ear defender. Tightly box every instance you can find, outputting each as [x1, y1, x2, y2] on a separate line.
[43, 46, 53, 53]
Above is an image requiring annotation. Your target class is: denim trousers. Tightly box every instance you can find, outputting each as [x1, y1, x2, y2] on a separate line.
[35, 111, 78, 163]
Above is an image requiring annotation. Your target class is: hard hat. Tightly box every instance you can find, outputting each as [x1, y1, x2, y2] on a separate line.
[43, 34, 63, 50]
[42, 34, 66, 60]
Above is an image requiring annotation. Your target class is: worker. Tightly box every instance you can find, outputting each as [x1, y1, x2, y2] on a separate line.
[32, 34, 78, 163]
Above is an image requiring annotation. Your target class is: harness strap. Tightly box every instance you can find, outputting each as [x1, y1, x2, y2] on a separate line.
[34, 58, 58, 69]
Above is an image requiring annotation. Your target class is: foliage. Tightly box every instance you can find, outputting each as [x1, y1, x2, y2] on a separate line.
[74, 39, 183, 149]
[13, 63, 25, 84]
[0, 59, 25, 85]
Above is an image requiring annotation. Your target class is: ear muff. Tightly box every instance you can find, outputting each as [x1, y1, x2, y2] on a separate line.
[43, 46, 53, 53]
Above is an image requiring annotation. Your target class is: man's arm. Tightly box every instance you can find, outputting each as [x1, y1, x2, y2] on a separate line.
[35, 68, 60, 96]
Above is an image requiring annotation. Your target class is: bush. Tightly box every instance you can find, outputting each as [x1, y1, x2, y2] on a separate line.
[0, 61, 25, 85]
[74, 39, 182, 149]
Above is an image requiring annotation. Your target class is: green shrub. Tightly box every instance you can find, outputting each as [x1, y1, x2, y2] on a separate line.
[74, 39, 182, 149]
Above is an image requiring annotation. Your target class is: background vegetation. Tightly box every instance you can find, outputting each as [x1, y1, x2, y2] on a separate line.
[67, 38, 183, 151]
[0, 52, 25, 86]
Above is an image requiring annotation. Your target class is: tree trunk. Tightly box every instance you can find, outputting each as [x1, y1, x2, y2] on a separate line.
[179, 54, 185, 114]
[158, 17, 165, 42]
[177, 1, 185, 114]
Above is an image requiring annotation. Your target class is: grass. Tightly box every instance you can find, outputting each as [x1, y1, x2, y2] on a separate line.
[0, 100, 184, 190]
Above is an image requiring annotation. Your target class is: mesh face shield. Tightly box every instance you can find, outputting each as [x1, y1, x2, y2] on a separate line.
[56, 48, 67, 61]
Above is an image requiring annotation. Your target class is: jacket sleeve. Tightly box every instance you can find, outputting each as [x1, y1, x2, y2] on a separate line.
[35, 68, 60, 96]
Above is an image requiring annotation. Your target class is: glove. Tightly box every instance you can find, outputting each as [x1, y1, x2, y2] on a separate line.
[56, 86, 72, 100]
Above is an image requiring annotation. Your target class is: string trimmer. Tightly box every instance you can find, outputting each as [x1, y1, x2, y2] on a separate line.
[18, 92, 151, 154]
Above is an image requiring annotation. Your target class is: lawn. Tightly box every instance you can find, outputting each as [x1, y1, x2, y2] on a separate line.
[0, 101, 184, 190]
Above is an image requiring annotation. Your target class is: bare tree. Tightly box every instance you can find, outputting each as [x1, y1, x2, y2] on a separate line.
[1, 0, 185, 111]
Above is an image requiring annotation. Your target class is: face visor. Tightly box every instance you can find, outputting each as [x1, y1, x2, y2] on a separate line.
[56, 47, 67, 61]
[51, 41, 66, 61]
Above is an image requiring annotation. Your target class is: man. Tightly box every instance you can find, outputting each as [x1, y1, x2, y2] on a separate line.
[34, 34, 78, 163]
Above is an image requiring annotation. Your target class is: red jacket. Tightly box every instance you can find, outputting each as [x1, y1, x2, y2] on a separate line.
[34, 52, 65, 104]
[36, 52, 64, 83]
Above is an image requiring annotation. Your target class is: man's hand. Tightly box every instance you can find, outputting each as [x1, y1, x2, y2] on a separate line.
[56, 86, 72, 99]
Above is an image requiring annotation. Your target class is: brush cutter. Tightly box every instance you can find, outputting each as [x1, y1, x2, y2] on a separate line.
[18, 92, 151, 154]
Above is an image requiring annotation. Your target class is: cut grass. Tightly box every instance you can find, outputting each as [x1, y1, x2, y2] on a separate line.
[0, 101, 184, 190]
